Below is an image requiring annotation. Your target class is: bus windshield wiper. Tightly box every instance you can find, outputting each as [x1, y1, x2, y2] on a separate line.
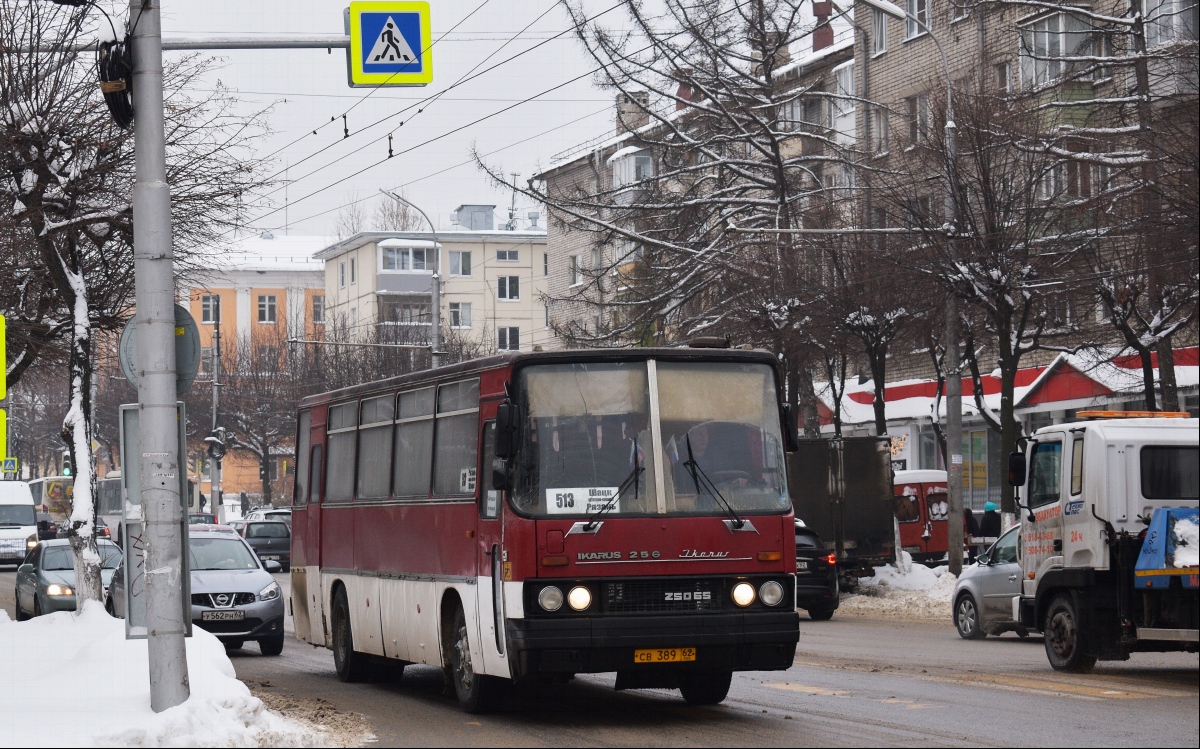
[685, 434, 745, 529]
[584, 437, 643, 530]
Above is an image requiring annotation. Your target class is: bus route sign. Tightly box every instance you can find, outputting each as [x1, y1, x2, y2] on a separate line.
[347, 2, 432, 87]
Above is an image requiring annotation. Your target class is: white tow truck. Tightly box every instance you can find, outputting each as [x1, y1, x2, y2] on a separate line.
[1009, 412, 1199, 672]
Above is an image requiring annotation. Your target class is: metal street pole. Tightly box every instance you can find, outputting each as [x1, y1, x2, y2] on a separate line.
[860, 0, 963, 574]
[211, 298, 222, 521]
[380, 190, 445, 368]
[130, 0, 189, 711]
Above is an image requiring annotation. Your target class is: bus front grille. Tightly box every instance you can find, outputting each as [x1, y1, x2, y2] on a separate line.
[604, 579, 723, 614]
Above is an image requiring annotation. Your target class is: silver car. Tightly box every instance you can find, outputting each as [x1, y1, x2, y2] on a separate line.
[953, 526, 1033, 639]
[108, 527, 286, 655]
[15, 539, 122, 618]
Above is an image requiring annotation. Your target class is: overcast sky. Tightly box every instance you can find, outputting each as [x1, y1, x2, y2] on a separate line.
[159, 0, 615, 237]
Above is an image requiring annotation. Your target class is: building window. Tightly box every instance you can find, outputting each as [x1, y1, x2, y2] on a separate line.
[802, 98, 824, 127]
[449, 302, 472, 328]
[200, 346, 213, 375]
[543, 253, 549, 276]
[569, 255, 583, 286]
[379, 298, 431, 324]
[257, 295, 277, 324]
[339, 262, 346, 288]
[612, 150, 653, 190]
[831, 62, 856, 145]
[870, 107, 889, 154]
[1144, 0, 1199, 46]
[497, 276, 520, 301]
[906, 0, 928, 39]
[449, 250, 472, 276]
[350, 257, 357, 284]
[872, 9, 888, 54]
[381, 246, 427, 271]
[905, 196, 932, 227]
[312, 295, 325, 325]
[1019, 13, 1106, 88]
[952, 0, 970, 20]
[994, 62, 1012, 92]
[1038, 161, 1066, 200]
[496, 249, 518, 262]
[905, 94, 930, 143]
[200, 294, 219, 324]
[498, 327, 520, 351]
[544, 304, 550, 329]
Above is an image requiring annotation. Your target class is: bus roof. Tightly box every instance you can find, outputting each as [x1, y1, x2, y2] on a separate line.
[298, 347, 780, 409]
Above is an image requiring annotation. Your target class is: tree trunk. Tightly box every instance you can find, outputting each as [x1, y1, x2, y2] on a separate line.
[1157, 337, 1179, 411]
[868, 346, 888, 436]
[1137, 347, 1157, 411]
[999, 361, 1019, 515]
[797, 363, 822, 438]
[261, 457, 273, 506]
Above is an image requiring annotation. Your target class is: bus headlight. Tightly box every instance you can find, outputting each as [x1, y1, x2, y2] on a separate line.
[731, 582, 756, 607]
[567, 586, 592, 611]
[759, 581, 785, 607]
[538, 586, 563, 612]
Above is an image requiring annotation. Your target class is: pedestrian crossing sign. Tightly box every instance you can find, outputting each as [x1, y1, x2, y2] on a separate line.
[348, 2, 432, 87]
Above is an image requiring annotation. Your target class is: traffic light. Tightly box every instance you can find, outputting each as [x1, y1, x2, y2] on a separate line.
[62, 450, 72, 477]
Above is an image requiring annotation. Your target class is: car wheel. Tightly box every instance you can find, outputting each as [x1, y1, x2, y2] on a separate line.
[448, 604, 505, 713]
[807, 606, 835, 621]
[224, 639, 245, 650]
[1044, 593, 1097, 673]
[34, 596, 43, 618]
[282, 563, 291, 573]
[15, 589, 30, 621]
[679, 671, 733, 706]
[955, 593, 985, 640]
[332, 588, 369, 683]
[259, 635, 285, 656]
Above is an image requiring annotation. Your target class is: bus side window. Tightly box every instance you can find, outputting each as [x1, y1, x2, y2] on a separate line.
[481, 421, 498, 519]
[295, 410, 311, 505]
[309, 445, 323, 503]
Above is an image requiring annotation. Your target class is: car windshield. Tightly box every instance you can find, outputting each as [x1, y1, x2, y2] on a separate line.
[246, 523, 289, 538]
[42, 544, 122, 571]
[512, 360, 789, 518]
[189, 537, 261, 570]
[0, 505, 36, 527]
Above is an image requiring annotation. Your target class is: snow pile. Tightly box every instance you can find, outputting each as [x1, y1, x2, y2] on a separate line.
[0, 601, 323, 748]
[1173, 517, 1199, 568]
[836, 551, 957, 621]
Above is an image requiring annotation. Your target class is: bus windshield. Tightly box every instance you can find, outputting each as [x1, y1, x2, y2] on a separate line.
[512, 360, 789, 518]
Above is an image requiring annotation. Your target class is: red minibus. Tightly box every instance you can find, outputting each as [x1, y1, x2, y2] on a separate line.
[290, 348, 800, 712]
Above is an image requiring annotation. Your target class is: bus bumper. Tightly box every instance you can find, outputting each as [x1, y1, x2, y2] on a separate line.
[506, 611, 799, 677]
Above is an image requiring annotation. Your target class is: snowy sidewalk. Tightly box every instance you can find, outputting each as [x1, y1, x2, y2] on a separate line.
[0, 601, 325, 747]
[835, 552, 957, 621]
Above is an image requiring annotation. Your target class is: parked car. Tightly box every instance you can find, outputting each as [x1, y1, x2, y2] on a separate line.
[226, 519, 246, 534]
[14, 538, 122, 618]
[108, 526, 285, 655]
[35, 513, 58, 541]
[952, 526, 1031, 639]
[244, 508, 291, 526]
[795, 521, 839, 620]
[189, 513, 218, 525]
[0, 481, 38, 566]
[56, 516, 110, 540]
[241, 521, 291, 571]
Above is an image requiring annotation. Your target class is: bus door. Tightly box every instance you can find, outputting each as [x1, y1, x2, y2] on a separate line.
[925, 485, 949, 554]
[474, 419, 509, 676]
[303, 410, 328, 646]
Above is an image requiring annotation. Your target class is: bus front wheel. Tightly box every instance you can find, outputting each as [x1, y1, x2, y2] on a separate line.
[679, 671, 732, 706]
[332, 588, 370, 682]
[448, 605, 505, 713]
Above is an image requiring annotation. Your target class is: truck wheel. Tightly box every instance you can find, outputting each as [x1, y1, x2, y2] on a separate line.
[448, 605, 506, 713]
[332, 588, 370, 682]
[955, 593, 985, 640]
[680, 671, 733, 706]
[1044, 593, 1097, 673]
[807, 606, 835, 621]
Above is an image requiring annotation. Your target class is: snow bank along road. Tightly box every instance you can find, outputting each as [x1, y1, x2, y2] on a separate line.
[2, 567, 1196, 747]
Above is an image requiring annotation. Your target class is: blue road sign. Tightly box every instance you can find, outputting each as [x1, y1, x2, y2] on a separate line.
[348, 2, 432, 87]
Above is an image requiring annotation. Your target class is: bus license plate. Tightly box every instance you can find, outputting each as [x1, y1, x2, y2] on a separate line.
[201, 610, 245, 621]
[634, 647, 696, 664]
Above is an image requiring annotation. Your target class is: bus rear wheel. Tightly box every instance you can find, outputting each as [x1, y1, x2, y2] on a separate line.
[679, 671, 732, 706]
[448, 605, 505, 714]
[332, 588, 370, 682]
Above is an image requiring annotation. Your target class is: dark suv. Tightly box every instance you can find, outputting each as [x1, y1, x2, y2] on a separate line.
[795, 522, 839, 620]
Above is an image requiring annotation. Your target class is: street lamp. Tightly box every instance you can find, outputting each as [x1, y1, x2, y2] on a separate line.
[379, 190, 446, 368]
[857, 0, 966, 576]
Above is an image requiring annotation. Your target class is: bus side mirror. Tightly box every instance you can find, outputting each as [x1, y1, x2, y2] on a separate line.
[781, 403, 800, 452]
[1008, 451, 1026, 486]
[495, 403, 516, 460]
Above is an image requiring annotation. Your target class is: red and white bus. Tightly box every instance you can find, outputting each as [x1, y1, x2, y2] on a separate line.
[290, 347, 801, 712]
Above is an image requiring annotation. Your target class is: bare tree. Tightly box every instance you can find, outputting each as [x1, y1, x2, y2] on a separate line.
[0, 1, 268, 600]
[336, 192, 369, 240]
[373, 191, 423, 231]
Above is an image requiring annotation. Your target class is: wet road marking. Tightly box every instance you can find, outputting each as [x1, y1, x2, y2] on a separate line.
[767, 683, 849, 697]
[947, 674, 1173, 700]
[881, 698, 941, 709]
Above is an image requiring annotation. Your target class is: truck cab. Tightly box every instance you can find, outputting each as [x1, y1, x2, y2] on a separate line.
[1012, 413, 1198, 671]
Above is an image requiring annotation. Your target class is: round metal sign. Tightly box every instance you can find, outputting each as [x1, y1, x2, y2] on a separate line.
[118, 304, 202, 395]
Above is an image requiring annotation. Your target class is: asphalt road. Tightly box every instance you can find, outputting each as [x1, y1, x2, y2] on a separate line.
[2, 565, 1197, 747]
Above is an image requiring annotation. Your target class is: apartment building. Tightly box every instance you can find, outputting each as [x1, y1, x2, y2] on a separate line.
[179, 232, 328, 502]
[316, 205, 560, 353]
